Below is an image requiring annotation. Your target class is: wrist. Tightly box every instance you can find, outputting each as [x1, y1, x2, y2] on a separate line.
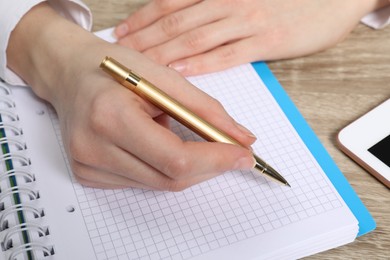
[6, 3, 101, 103]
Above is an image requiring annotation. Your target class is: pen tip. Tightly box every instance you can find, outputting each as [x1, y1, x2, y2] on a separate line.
[253, 156, 290, 187]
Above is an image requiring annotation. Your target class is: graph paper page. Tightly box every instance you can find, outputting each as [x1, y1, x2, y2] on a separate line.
[4, 62, 358, 259]
[48, 64, 357, 260]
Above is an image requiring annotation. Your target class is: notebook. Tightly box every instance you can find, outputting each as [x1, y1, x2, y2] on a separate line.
[0, 33, 375, 260]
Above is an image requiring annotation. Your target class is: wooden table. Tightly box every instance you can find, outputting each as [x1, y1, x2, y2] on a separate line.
[269, 24, 390, 260]
[85, 1, 390, 259]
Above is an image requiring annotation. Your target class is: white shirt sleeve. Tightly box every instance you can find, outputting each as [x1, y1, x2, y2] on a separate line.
[361, 5, 390, 29]
[0, 0, 92, 86]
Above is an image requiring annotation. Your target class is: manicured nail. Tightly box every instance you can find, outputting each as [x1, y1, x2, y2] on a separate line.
[236, 123, 257, 139]
[116, 23, 129, 37]
[234, 156, 257, 170]
[169, 61, 187, 74]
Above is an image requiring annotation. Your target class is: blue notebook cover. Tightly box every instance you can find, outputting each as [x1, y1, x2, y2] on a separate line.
[251, 61, 376, 237]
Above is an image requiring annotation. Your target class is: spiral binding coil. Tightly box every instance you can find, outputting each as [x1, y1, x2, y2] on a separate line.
[2, 223, 49, 251]
[9, 243, 54, 260]
[0, 96, 15, 109]
[0, 169, 35, 184]
[0, 81, 55, 259]
[0, 138, 27, 151]
[0, 82, 11, 95]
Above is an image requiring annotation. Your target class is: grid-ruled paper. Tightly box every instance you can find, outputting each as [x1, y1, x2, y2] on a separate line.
[43, 63, 354, 260]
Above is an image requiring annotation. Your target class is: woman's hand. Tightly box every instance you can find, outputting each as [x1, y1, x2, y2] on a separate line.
[115, 0, 390, 76]
[7, 3, 256, 190]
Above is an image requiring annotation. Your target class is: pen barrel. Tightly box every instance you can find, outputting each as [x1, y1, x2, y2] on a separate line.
[100, 56, 240, 145]
[135, 78, 241, 145]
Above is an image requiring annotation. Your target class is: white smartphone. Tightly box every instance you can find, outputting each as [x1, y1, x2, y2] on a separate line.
[337, 98, 390, 188]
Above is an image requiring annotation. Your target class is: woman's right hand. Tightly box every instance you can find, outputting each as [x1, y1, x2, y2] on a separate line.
[7, 2, 257, 190]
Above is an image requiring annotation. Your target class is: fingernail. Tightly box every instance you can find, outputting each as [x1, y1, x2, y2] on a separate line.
[169, 61, 187, 74]
[116, 23, 129, 37]
[236, 123, 257, 139]
[234, 156, 257, 170]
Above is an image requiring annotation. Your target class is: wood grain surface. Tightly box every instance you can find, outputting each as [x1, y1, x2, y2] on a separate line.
[83, 1, 390, 259]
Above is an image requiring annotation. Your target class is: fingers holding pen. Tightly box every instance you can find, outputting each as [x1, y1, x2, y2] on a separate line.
[69, 121, 255, 191]
[72, 144, 255, 191]
[66, 79, 256, 191]
[100, 101, 255, 188]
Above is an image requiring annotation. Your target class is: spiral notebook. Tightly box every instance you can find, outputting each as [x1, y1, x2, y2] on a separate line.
[0, 60, 374, 259]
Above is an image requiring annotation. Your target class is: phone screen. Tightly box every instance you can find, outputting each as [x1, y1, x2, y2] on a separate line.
[368, 134, 390, 167]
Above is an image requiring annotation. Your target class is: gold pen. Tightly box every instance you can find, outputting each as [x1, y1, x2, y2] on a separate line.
[100, 56, 290, 187]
